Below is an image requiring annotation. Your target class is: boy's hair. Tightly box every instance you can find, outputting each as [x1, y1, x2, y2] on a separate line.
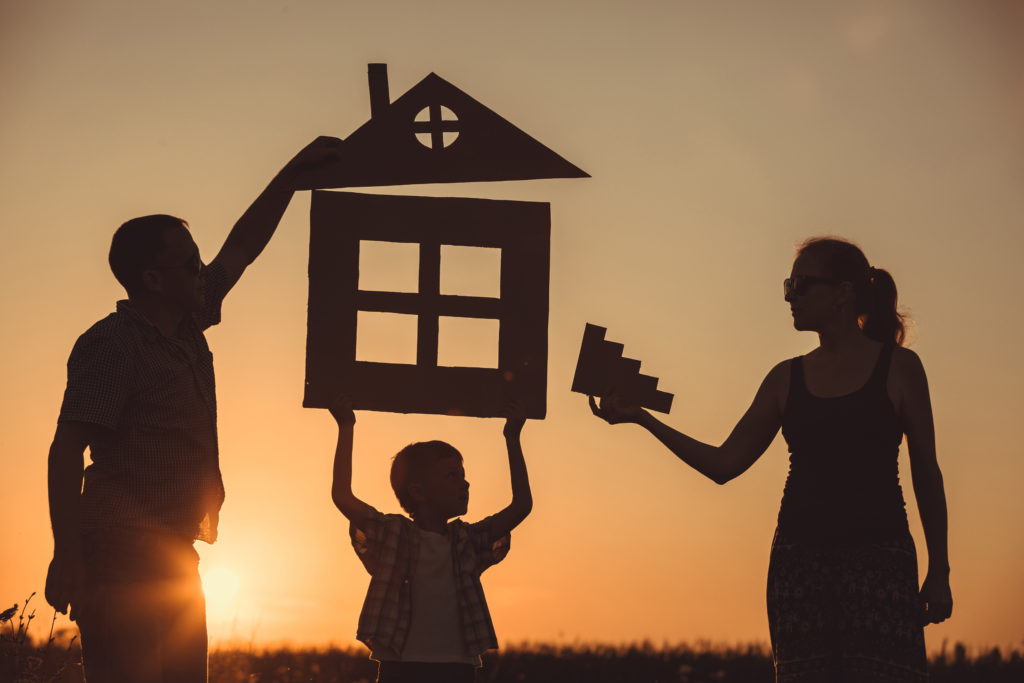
[390, 440, 463, 516]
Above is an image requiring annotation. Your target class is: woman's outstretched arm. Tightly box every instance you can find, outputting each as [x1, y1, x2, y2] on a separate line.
[590, 360, 789, 484]
[892, 347, 952, 625]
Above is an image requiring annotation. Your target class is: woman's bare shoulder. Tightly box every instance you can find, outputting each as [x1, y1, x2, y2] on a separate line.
[768, 358, 793, 380]
[762, 358, 793, 410]
[891, 346, 926, 379]
[888, 346, 930, 412]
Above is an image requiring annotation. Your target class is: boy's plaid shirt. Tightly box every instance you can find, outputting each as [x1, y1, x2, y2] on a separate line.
[350, 505, 511, 658]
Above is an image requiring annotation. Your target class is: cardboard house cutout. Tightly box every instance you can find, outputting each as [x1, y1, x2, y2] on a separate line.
[571, 323, 673, 414]
[302, 65, 587, 419]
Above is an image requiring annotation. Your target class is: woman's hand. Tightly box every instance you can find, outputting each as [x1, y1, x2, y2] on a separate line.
[589, 393, 645, 425]
[920, 568, 953, 625]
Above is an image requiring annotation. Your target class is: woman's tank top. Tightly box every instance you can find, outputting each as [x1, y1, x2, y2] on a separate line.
[776, 345, 911, 544]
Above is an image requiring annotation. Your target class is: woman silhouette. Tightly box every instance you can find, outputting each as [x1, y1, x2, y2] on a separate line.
[590, 237, 951, 681]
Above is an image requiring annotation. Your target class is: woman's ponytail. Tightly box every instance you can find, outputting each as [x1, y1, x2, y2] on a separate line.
[861, 266, 906, 346]
[797, 238, 908, 347]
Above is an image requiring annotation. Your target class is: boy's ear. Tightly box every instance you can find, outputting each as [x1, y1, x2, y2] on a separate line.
[408, 482, 426, 503]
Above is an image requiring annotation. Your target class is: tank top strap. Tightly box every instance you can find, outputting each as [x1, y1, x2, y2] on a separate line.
[867, 343, 896, 391]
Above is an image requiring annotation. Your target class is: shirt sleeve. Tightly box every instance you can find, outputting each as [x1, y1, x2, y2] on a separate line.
[193, 259, 228, 331]
[463, 515, 511, 573]
[57, 326, 133, 430]
[348, 503, 396, 576]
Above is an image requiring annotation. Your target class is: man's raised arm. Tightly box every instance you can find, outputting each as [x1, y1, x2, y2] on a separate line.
[211, 136, 343, 293]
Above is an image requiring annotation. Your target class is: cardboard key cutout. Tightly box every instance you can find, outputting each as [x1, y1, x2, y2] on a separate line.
[301, 64, 587, 419]
[571, 323, 673, 414]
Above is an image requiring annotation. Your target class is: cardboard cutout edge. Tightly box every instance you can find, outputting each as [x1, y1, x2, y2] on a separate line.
[571, 323, 673, 414]
[303, 190, 550, 419]
[290, 67, 588, 190]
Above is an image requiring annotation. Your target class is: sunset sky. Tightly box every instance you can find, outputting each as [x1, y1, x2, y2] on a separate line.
[2, 0, 1023, 653]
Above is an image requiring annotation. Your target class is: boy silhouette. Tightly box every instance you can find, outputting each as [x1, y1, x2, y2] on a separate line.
[329, 398, 532, 683]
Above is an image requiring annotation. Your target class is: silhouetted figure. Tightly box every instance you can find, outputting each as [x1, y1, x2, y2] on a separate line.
[590, 237, 951, 682]
[44, 136, 342, 683]
[329, 397, 532, 683]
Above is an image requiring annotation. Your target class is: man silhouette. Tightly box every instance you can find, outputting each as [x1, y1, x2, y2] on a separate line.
[45, 136, 341, 683]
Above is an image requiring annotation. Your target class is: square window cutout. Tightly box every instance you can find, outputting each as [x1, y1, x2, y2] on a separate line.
[439, 246, 501, 298]
[437, 316, 499, 369]
[359, 241, 419, 293]
[356, 312, 418, 364]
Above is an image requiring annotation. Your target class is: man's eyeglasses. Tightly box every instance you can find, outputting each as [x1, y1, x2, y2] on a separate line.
[783, 275, 838, 297]
[153, 252, 203, 276]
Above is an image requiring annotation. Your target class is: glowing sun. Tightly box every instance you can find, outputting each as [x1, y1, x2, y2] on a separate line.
[201, 566, 241, 611]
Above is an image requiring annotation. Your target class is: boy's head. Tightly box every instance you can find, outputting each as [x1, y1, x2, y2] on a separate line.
[390, 440, 468, 519]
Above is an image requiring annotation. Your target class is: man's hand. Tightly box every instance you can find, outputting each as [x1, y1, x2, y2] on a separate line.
[45, 550, 83, 620]
[589, 392, 645, 425]
[212, 135, 345, 293]
[273, 136, 344, 188]
[329, 394, 356, 427]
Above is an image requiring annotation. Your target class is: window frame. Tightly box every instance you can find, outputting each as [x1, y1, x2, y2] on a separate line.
[304, 190, 549, 418]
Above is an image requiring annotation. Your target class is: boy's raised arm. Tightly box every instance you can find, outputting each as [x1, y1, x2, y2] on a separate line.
[329, 396, 373, 522]
[488, 408, 533, 540]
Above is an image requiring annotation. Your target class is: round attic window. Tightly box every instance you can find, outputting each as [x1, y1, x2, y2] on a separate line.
[413, 105, 460, 149]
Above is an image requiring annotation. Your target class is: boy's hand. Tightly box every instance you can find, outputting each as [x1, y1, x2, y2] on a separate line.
[503, 399, 526, 440]
[329, 394, 356, 426]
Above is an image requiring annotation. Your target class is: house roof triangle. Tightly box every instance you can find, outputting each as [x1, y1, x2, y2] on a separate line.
[291, 71, 589, 190]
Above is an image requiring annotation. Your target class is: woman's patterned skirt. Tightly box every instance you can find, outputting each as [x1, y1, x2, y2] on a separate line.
[767, 530, 928, 682]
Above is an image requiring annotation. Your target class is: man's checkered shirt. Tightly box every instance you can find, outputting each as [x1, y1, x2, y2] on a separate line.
[58, 261, 228, 543]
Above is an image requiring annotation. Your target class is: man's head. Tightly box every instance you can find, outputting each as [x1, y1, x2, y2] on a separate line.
[109, 214, 205, 312]
[390, 440, 469, 520]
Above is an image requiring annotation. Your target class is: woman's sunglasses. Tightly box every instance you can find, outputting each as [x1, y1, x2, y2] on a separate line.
[783, 275, 838, 297]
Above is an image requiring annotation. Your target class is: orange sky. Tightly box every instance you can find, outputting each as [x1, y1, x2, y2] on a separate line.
[2, 0, 1023, 652]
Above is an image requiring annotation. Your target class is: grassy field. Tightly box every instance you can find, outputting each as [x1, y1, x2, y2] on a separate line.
[4, 597, 1022, 682]
[6, 638, 1024, 682]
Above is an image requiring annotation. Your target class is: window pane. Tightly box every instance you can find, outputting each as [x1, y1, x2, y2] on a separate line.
[437, 316, 499, 369]
[359, 241, 419, 293]
[356, 312, 418, 364]
[439, 245, 501, 298]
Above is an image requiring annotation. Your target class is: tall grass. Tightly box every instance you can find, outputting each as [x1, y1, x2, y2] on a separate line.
[206, 641, 1024, 683]
[0, 593, 81, 683]
[4, 593, 1023, 682]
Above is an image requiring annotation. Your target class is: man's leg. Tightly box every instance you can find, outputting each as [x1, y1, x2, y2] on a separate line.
[78, 532, 208, 683]
[77, 581, 164, 683]
[159, 568, 208, 683]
